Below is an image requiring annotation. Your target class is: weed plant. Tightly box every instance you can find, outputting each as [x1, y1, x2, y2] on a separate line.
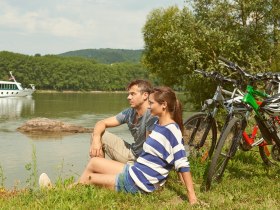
[24, 144, 38, 189]
[0, 164, 6, 189]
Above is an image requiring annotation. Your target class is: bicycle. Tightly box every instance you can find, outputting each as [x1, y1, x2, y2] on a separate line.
[183, 69, 245, 162]
[205, 57, 280, 191]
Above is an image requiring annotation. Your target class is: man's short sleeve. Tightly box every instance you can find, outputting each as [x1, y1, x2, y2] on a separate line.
[115, 108, 131, 124]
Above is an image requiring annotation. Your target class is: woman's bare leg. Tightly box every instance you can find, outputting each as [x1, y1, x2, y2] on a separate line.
[79, 173, 117, 190]
[78, 157, 125, 189]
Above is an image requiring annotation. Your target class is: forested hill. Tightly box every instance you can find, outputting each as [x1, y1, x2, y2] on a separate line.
[58, 49, 143, 64]
[0, 51, 151, 91]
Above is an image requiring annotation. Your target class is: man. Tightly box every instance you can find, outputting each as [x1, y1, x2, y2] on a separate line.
[89, 80, 157, 163]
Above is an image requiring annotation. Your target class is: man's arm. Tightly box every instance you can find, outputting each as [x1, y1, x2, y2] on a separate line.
[89, 116, 121, 158]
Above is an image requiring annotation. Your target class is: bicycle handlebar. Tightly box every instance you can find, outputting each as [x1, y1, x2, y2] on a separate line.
[195, 69, 237, 84]
[218, 56, 280, 83]
[257, 72, 280, 81]
[218, 57, 255, 80]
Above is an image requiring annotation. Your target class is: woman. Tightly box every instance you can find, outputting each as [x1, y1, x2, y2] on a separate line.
[39, 87, 197, 204]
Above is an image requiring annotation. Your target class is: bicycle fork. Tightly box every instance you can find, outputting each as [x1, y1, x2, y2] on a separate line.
[230, 119, 247, 158]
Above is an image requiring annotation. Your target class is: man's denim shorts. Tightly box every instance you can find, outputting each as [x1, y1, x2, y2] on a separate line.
[115, 164, 142, 194]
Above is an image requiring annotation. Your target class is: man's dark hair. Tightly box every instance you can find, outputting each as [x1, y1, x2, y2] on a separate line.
[127, 80, 153, 94]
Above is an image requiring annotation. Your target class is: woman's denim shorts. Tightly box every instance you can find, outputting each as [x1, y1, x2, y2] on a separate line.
[115, 164, 142, 194]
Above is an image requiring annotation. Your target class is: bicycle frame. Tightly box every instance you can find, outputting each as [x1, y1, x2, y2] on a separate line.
[241, 100, 267, 149]
[242, 124, 267, 148]
[247, 80, 280, 147]
[218, 56, 280, 163]
[242, 84, 280, 144]
[197, 88, 244, 147]
[188, 70, 244, 150]
[243, 85, 269, 116]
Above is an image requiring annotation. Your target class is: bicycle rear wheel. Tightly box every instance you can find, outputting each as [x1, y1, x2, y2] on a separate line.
[257, 116, 280, 166]
[205, 117, 242, 191]
[183, 112, 217, 162]
[259, 143, 280, 167]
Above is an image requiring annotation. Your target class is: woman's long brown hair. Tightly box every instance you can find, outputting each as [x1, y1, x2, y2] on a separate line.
[152, 87, 183, 132]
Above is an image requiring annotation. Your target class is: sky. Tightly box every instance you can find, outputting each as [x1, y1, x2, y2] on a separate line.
[0, 0, 186, 55]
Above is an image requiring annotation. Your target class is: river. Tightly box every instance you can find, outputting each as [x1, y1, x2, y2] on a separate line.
[0, 92, 192, 189]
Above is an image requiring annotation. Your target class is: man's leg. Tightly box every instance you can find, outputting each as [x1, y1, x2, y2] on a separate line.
[101, 131, 135, 163]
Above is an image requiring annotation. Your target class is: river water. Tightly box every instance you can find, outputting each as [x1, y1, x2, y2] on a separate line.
[0, 92, 191, 189]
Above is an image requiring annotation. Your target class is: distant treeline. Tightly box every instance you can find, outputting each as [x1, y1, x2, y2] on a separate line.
[58, 48, 144, 64]
[0, 51, 153, 91]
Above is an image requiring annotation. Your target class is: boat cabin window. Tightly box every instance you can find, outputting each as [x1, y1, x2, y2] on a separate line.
[0, 84, 19, 90]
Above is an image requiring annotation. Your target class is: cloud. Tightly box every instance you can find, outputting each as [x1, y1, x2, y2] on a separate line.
[0, 0, 185, 54]
[0, 1, 88, 38]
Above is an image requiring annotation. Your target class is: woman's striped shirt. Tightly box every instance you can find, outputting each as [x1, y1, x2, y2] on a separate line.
[128, 122, 190, 192]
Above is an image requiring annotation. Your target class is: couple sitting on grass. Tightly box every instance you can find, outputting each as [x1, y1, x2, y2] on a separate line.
[39, 80, 197, 205]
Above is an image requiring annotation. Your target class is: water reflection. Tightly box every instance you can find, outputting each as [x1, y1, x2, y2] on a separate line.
[0, 97, 35, 119]
[21, 131, 77, 141]
[33, 92, 128, 118]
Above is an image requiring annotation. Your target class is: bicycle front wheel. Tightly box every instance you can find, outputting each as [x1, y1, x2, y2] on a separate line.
[205, 117, 242, 191]
[183, 112, 217, 162]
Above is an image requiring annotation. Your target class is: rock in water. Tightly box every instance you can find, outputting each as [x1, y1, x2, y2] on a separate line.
[17, 117, 92, 133]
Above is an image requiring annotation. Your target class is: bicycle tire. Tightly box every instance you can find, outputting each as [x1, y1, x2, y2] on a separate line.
[259, 117, 280, 167]
[183, 112, 217, 162]
[205, 117, 242, 191]
[259, 144, 280, 167]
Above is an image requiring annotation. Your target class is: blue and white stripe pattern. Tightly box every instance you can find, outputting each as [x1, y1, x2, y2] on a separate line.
[128, 123, 190, 192]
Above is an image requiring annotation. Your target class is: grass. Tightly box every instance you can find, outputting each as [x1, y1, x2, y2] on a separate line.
[0, 149, 280, 209]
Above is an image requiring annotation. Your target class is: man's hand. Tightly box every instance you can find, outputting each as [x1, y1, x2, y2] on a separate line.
[89, 116, 120, 158]
[89, 137, 104, 158]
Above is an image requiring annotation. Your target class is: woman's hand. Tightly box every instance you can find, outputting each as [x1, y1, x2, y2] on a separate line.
[189, 196, 198, 205]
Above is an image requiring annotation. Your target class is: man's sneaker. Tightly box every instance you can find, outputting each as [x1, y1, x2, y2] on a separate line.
[39, 173, 52, 188]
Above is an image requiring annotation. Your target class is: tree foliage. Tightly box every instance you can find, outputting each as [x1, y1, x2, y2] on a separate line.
[142, 1, 280, 108]
[0, 51, 151, 91]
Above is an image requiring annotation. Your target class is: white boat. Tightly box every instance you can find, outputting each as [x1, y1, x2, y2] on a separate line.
[0, 71, 35, 98]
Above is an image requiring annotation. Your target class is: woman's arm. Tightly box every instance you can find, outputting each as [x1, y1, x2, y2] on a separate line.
[178, 172, 197, 205]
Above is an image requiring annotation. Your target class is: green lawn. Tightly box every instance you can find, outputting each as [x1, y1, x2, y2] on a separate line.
[0, 150, 279, 210]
